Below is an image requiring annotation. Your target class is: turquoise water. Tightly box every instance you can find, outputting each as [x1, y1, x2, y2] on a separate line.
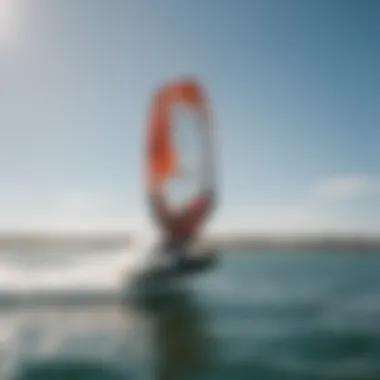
[2, 250, 380, 380]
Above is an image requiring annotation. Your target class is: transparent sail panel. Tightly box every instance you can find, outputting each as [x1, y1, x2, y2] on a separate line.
[166, 103, 206, 210]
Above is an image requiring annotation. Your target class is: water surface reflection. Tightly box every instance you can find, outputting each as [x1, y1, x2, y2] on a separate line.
[9, 286, 211, 380]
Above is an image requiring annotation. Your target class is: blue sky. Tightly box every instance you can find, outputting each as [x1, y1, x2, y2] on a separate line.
[0, 0, 379, 233]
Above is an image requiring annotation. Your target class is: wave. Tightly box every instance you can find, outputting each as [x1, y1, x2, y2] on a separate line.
[0, 233, 160, 304]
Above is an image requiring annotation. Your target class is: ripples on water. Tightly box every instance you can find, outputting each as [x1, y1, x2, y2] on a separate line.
[0, 250, 380, 380]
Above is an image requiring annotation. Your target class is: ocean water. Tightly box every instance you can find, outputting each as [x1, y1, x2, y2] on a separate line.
[1, 250, 380, 380]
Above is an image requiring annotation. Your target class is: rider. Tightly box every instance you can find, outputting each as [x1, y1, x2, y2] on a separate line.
[149, 170, 214, 262]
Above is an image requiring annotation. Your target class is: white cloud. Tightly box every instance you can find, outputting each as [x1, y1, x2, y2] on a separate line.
[0, 0, 21, 50]
[210, 174, 380, 235]
[0, 189, 144, 233]
[312, 174, 379, 200]
[211, 201, 339, 235]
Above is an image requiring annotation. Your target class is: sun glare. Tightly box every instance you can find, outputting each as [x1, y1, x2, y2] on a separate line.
[0, 0, 16, 46]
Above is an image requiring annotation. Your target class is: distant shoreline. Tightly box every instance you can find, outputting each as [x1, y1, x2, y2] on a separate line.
[0, 232, 378, 252]
[199, 234, 380, 253]
[200, 239, 380, 253]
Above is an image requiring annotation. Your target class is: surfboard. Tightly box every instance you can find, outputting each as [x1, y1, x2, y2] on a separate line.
[144, 78, 218, 278]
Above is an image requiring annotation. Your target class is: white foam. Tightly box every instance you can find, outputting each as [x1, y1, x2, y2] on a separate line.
[0, 231, 161, 294]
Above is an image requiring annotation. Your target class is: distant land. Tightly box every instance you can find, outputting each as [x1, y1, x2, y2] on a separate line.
[0, 232, 379, 252]
[0, 232, 131, 252]
[199, 233, 380, 252]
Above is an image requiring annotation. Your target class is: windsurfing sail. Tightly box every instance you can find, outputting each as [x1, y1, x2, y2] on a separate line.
[146, 78, 216, 243]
